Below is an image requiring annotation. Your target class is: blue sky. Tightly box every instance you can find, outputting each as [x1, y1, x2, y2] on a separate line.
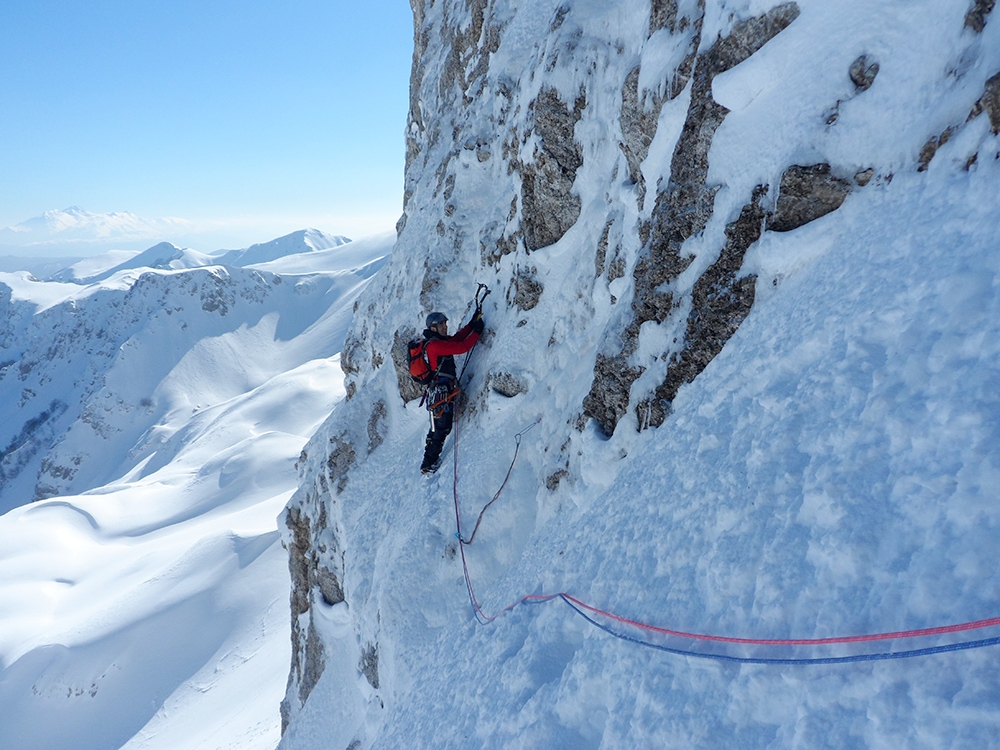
[0, 0, 413, 251]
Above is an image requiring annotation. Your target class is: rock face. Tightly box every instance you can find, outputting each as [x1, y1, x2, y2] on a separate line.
[849, 54, 880, 92]
[280, 1, 1000, 744]
[972, 71, 1000, 134]
[520, 88, 586, 252]
[585, 1, 805, 435]
[965, 0, 996, 32]
[768, 164, 853, 232]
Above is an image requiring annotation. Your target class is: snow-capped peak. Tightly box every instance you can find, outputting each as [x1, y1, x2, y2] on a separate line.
[213, 229, 351, 267]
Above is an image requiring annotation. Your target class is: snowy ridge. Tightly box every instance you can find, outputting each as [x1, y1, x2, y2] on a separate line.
[0, 233, 394, 749]
[214, 229, 351, 268]
[280, 1, 1000, 748]
[39, 229, 357, 284]
[63, 241, 217, 283]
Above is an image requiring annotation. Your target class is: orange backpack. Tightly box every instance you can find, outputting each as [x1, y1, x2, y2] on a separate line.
[407, 339, 436, 384]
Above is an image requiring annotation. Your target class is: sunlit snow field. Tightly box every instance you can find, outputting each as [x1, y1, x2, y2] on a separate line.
[0, 232, 393, 750]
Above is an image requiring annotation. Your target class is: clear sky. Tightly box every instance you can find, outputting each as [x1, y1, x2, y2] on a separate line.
[0, 0, 413, 252]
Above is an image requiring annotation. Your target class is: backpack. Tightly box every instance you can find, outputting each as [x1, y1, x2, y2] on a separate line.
[407, 338, 436, 384]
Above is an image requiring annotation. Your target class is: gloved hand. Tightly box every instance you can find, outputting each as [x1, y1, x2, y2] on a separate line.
[473, 307, 483, 321]
[472, 317, 485, 334]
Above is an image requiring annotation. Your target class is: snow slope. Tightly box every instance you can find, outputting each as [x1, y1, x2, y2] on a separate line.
[49, 250, 144, 283]
[280, 1, 1000, 747]
[59, 241, 216, 283]
[214, 229, 351, 268]
[0, 229, 388, 512]
[0, 233, 393, 749]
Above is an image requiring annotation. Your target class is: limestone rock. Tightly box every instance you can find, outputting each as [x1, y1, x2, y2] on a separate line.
[965, 0, 996, 32]
[849, 54, 880, 92]
[360, 643, 380, 690]
[490, 371, 528, 398]
[326, 433, 357, 494]
[639, 186, 769, 428]
[970, 71, 1000, 134]
[585, 3, 800, 435]
[521, 88, 585, 251]
[583, 354, 645, 437]
[281, 505, 329, 732]
[512, 268, 543, 311]
[768, 164, 852, 232]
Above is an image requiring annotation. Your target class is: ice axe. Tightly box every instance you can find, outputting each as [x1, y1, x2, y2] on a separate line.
[474, 283, 491, 317]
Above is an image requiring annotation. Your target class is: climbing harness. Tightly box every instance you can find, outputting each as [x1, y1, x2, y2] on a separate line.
[424, 381, 460, 421]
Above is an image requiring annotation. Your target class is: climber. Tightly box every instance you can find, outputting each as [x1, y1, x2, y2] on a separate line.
[417, 308, 484, 474]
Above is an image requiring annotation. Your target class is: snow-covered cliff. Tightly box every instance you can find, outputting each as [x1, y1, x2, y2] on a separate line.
[281, 0, 1000, 747]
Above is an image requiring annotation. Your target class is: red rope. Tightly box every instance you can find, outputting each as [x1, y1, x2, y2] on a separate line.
[559, 594, 1000, 645]
[449, 410, 1000, 645]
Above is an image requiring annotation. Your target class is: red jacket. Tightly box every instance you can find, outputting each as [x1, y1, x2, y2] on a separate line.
[424, 321, 480, 377]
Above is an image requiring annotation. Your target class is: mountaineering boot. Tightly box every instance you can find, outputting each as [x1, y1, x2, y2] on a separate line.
[421, 432, 445, 474]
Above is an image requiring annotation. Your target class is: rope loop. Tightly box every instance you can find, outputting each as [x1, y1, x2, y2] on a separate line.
[456, 416, 542, 546]
[449, 410, 1000, 663]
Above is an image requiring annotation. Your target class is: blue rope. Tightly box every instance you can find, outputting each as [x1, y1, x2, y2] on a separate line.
[553, 596, 1000, 665]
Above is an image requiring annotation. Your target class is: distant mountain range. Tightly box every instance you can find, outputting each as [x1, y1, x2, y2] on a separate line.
[0, 208, 354, 268]
[0, 222, 354, 282]
[0, 206, 191, 247]
[0, 228, 393, 749]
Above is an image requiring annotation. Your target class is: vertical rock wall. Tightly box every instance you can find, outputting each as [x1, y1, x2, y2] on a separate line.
[280, 0, 999, 741]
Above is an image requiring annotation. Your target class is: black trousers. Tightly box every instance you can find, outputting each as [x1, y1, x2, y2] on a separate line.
[421, 401, 454, 471]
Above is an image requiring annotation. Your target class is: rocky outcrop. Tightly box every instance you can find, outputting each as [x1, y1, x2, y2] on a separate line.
[638, 185, 769, 428]
[970, 71, 1000, 134]
[918, 127, 956, 172]
[510, 267, 543, 311]
[583, 354, 645, 437]
[919, 69, 1000, 172]
[520, 88, 586, 252]
[490, 371, 529, 397]
[585, 2, 803, 435]
[849, 54, 880, 92]
[768, 164, 852, 232]
[965, 0, 995, 32]
[281, 504, 341, 732]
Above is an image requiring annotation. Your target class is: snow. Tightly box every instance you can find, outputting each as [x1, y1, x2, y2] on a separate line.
[213, 229, 351, 268]
[0, 271, 95, 312]
[2, 0, 999, 747]
[249, 231, 394, 276]
[278, 0, 1000, 747]
[51, 250, 144, 283]
[0, 233, 392, 749]
[71, 241, 217, 282]
[285, 142, 1000, 750]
